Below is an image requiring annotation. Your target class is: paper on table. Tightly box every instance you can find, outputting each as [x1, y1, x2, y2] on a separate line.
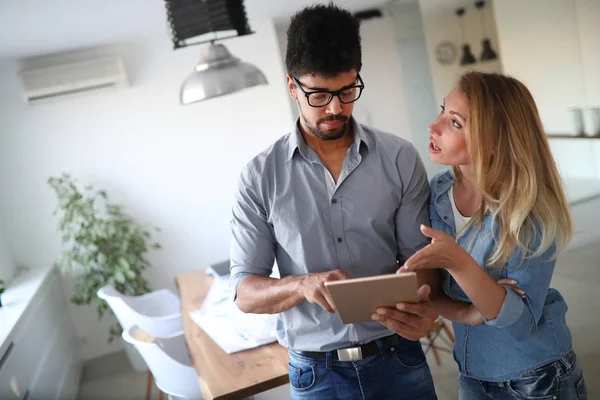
[189, 276, 278, 354]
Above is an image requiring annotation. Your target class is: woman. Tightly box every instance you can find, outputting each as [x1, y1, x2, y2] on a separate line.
[400, 72, 586, 399]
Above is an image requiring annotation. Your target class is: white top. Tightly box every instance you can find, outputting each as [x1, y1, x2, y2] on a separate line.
[449, 185, 472, 233]
[324, 169, 337, 199]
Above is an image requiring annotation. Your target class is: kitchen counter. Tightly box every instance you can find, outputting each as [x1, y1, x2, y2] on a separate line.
[0, 265, 54, 353]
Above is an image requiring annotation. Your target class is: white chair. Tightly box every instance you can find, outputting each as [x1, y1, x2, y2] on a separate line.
[97, 285, 183, 400]
[123, 325, 203, 400]
[97, 286, 182, 337]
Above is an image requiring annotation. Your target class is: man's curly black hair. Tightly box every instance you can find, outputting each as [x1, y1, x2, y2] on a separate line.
[285, 3, 362, 78]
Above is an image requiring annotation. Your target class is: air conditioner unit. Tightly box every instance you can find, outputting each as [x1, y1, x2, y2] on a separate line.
[18, 56, 128, 104]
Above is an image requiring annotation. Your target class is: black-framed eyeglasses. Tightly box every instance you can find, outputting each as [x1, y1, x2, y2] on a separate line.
[293, 74, 365, 108]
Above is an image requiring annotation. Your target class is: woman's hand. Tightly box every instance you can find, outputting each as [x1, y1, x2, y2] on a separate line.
[400, 225, 474, 272]
[498, 278, 526, 299]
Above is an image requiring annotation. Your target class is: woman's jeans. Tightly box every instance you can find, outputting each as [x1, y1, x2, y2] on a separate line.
[458, 350, 587, 400]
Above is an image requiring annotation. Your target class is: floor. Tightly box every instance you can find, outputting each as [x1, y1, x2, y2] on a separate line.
[77, 351, 149, 400]
[78, 241, 599, 400]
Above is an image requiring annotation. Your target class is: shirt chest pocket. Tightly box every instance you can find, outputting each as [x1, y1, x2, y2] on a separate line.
[341, 190, 399, 232]
[270, 194, 330, 247]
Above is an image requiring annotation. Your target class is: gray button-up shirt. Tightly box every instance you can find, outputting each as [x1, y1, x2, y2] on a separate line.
[230, 118, 430, 351]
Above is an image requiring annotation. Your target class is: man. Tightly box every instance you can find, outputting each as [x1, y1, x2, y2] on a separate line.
[230, 4, 439, 399]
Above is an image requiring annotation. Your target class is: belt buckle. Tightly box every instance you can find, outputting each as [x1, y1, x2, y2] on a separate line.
[337, 346, 363, 361]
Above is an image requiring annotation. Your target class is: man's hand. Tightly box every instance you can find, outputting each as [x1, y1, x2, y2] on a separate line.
[371, 284, 439, 340]
[300, 269, 350, 313]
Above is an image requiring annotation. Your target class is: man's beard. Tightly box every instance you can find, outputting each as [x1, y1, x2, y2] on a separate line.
[301, 112, 350, 141]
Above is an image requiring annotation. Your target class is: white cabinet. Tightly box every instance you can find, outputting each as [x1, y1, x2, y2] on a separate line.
[0, 268, 82, 400]
[567, 195, 600, 252]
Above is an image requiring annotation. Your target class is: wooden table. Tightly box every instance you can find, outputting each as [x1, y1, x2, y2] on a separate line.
[175, 270, 289, 400]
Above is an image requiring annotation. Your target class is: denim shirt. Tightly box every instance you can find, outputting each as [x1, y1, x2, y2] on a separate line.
[431, 169, 572, 382]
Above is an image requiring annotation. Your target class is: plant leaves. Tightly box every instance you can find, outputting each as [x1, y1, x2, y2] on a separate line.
[48, 173, 161, 342]
[114, 271, 126, 284]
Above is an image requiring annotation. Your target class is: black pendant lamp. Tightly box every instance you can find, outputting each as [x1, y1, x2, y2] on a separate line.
[456, 7, 476, 66]
[461, 44, 477, 66]
[475, 0, 498, 62]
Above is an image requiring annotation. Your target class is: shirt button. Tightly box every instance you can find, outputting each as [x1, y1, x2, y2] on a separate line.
[437, 180, 442, 184]
[337, 238, 343, 243]
[443, 216, 448, 220]
[332, 199, 337, 204]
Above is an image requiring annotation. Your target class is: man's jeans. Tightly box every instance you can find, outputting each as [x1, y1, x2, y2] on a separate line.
[288, 336, 437, 400]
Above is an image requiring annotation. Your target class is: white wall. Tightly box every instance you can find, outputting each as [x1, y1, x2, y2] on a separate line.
[576, 0, 600, 180]
[353, 16, 412, 140]
[0, 221, 16, 284]
[387, 1, 443, 179]
[274, 21, 300, 122]
[493, 0, 586, 134]
[0, 20, 294, 360]
[576, 0, 600, 107]
[493, 0, 600, 180]
[419, 0, 503, 107]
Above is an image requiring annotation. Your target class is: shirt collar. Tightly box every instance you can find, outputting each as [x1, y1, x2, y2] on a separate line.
[432, 169, 454, 201]
[286, 117, 370, 162]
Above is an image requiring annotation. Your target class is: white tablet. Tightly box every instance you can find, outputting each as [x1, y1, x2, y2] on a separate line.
[324, 272, 419, 324]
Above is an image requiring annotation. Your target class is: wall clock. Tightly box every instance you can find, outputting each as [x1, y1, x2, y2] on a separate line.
[435, 41, 458, 65]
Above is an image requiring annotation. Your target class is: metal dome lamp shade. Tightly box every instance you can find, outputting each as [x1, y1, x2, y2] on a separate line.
[180, 42, 267, 104]
[164, 0, 268, 105]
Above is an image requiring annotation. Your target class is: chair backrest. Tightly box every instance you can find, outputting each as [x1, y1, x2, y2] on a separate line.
[123, 325, 202, 399]
[97, 285, 182, 337]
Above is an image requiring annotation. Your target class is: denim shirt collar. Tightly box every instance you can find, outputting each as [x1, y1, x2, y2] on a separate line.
[432, 169, 454, 199]
[431, 169, 456, 233]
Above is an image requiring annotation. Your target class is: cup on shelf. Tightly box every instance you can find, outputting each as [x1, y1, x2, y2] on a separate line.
[568, 107, 584, 136]
[583, 107, 600, 137]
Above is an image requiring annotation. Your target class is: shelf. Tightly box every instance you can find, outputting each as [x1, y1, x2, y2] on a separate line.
[546, 134, 600, 139]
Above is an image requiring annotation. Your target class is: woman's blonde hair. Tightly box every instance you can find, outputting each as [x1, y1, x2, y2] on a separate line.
[453, 72, 572, 267]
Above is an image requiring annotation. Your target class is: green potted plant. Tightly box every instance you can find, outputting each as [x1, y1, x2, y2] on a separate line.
[48, 173, 161, 342]
[0, 279, 5, 307]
